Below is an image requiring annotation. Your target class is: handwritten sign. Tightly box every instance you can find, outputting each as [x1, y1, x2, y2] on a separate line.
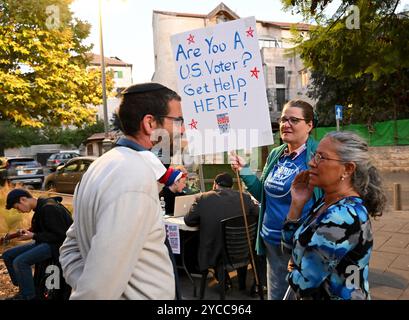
[171, 17, 273, 156]
[164, 223, 180, 254]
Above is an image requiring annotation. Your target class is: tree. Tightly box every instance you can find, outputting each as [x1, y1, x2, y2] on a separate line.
[42, 120, 106, 148]
[110, 112, 123, 132]
[0, 0, 113, 128]
[308, 69, 409, 126]
[0, 121, 43, 156]
[282, 0, 409, 125]
[0, 120, 107, 156]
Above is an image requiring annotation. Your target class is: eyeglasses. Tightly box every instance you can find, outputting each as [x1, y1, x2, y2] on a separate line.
[159, 116, 184, 126]
[311, 152, 344, 165]
[278, 116, 306, 125]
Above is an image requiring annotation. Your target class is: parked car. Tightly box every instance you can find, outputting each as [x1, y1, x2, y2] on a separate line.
[0, 157, 6, 168]
[46, 152, 80, 171]
[43, 156, 97, 194]
[2, 157, 44, 188]
[0, 157, 8, 186]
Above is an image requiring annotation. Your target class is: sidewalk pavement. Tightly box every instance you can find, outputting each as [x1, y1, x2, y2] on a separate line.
[179, 208, 409, 300]
[370, 208, 409, 300]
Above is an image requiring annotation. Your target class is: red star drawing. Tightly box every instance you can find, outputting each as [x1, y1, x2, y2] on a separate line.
[250, 67, 260, 79]
[187, 34, 195, 44]
[188, 119, 198, 129]
[246, 27, 254, 37]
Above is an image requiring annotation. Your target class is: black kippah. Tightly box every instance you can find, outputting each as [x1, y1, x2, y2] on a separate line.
[121, 83, 166, 95]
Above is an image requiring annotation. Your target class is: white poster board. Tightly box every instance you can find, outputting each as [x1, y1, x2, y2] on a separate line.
[171, 17, 273, 156]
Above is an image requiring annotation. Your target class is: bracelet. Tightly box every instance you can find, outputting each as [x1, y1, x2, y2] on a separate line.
[285, 217, 301, 223]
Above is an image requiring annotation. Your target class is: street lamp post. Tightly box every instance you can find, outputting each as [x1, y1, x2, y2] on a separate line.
[98, 0, 112, 153]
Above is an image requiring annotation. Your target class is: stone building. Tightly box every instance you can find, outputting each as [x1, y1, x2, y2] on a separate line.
[152, 2, 314, 126]
[87, 54, 133, 123]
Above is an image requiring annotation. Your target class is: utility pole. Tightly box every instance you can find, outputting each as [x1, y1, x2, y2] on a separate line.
[99, 0, 112, 153]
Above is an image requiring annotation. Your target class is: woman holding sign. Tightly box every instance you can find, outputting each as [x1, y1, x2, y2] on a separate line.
[230, 99, 322, 300]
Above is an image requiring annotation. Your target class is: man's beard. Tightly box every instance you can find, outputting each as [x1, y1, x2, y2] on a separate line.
[151, 129, 183, 165]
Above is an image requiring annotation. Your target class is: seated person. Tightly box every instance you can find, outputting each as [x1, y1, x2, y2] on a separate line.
[184, 174, 201, 195]
[159, 167, 187, 215]
[184, 172, 259, 290]
[173, 165, 199, 195]
[2, 189, 73, 300]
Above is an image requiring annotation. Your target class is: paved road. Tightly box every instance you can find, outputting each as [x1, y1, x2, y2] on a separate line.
[179, 208, 409, 300]
[370, 209, 409, 300]
[11, 190, 407, 300]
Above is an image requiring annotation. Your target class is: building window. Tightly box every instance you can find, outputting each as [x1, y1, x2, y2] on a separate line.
[276, 88, 286, 111]
[87, 144, 93, 156]
[114, 71, 123, 79]
[216, 14, 228, 24]
[258, 39, 282, 48]
[275, 66, 285, 84]
[300, 69, 309, 88]
[266, 88, 275, 111]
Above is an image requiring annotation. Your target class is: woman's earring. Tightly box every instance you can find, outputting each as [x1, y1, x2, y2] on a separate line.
[341, 175, 345, 181]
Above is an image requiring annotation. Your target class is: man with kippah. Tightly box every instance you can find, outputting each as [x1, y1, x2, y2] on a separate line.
[59, 83, 184, 299]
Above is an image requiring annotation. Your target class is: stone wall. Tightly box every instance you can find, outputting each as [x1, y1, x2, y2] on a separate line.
[370, 146, 409, 210]
[370, 146, 409, 173]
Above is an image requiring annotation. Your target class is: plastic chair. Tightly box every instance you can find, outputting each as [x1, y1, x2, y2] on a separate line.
[199, 214, 262, 300]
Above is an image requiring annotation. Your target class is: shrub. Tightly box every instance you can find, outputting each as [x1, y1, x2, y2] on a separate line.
[0, 185, 33, 234]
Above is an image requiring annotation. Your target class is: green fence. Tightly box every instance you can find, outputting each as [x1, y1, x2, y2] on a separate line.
[201, 164, 239, 192]
[195, 119, 409, 184]
[313, 119, 409, 146]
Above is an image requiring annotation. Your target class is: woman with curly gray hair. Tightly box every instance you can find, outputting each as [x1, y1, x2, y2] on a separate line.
[282, 131, 386, 299]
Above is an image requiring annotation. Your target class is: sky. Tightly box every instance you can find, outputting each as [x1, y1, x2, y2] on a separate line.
[70, 0, 409, 84]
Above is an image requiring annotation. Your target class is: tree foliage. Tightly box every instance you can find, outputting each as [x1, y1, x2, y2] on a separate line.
[308, 70, 409, 126]
[0, 120, 106, 156]
[41, 120, 106, 147]
[0, 121, 42, 153]
[283, 0, 409, 125]
[0, 0, 113, 127]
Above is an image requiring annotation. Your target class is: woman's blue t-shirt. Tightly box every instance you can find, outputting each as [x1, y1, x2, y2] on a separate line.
[261, 149, 314, 245]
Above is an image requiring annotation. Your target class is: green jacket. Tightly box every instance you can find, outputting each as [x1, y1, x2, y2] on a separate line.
[239, 136, 323, 255]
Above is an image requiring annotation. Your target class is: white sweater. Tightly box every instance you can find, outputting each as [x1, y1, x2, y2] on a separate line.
[59, 147, 175, 299]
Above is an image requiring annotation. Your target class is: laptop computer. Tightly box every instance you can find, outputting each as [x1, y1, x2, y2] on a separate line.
[173, 193, 200, 217]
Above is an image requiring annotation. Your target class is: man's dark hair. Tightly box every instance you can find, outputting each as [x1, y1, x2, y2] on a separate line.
[6, 189, 33, 210]
[118, 83, 181, 136]
[214, 172, 234, 188]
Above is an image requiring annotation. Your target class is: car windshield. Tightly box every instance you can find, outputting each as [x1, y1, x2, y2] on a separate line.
[8, 159, 40, 167]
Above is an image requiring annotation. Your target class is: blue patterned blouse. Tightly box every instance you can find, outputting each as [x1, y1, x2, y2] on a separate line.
[282, 196, 373, 300]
